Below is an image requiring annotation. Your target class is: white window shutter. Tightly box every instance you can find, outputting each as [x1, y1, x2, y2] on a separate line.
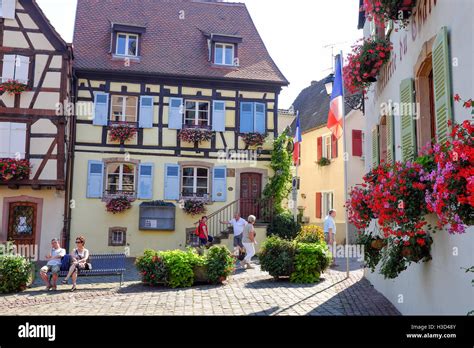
[2, 54, 16, 82]
[212, 101, 226, 132]
[139, 96, 154, 129]
[1, 0, 16, 19]
[14, 55, 30, 84]
[168, 98, 183, 130]
[9, 122, 26, 159]
[93, 92, 109, 126]
[0, 122, 11, 158]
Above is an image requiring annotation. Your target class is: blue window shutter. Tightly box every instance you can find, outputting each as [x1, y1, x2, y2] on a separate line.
[168, 98, 183, 130]
[139, 96, 154, 128]
[240, 102, 254, 133]
[93, 92, 109, 126]
[164, 164, 180, 200]
[255, 102, 266, 134]
[137, 163, 154, 200]
[212, 166, 227, 202]
[212, 101, 226, 132]
[86, 160, 104, 198]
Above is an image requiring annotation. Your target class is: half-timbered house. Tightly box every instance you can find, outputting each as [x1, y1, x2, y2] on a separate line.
[71, 0, 288, 256]
[0, 0, 73, 259]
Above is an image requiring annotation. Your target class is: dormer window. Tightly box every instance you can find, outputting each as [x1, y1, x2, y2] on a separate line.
[111, 23, 146, 59]
[116, 33, 138, 57]
[214, 43, 235, 66]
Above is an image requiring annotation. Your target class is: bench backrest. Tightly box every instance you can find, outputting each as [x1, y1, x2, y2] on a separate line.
[60, 253, 126, 271]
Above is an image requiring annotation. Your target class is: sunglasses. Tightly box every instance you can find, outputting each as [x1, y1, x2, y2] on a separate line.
[75, 241, 83, 244]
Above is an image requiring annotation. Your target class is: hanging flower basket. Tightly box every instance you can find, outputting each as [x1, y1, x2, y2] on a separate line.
[0, 80, 28, 95]
[364, 0, 417, 29]
[108, 123, 137, 144]
[105, 196, 134, 214]
[178, 128, 213, 144]
[0, 159, 31, 182]
[240, 133, 266, 147]
[183, 199, 207, 216]
[343, 37, 392, 94]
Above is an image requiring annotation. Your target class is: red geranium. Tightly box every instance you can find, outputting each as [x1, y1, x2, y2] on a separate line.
[109, 123, 137, 143]
[0, 80, 28, 95]
[0, 158, 31, 181]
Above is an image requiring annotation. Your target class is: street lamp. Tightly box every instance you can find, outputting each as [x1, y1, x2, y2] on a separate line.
[323, 73, 335, 96]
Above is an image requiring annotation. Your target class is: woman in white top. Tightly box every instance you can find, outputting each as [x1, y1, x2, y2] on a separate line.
[241, 215, 257, 269]
[61, 236, 90, 292]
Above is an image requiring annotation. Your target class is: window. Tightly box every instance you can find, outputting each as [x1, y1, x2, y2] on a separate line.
[106, 163, 136, 196]
[184, 100, 209, 127]
[323, 134, 332, 159]
[182, 167, 209, 198]
[1, 55, 30, 84]
[214, 43, 235, 66]
[239, 102, 266, 134]
[322, 192, 334, 217]
[0, 122, 26, 159]
[108, 227, 126, 246]
[116, 33, 138, 57]
[110, 95, 138, 123]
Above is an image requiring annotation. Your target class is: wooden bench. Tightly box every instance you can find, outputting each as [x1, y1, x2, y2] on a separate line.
[55, 253, 126, 286]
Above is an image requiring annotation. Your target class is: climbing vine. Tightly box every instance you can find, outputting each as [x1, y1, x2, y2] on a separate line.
[262, 129, 293, 215]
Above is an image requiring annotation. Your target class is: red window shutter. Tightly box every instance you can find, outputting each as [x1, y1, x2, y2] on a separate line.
[315, 192, 322, 219]
[317, 137, 323, 160]
[352, 130, 363, 157]
[331, 134, 338, 158]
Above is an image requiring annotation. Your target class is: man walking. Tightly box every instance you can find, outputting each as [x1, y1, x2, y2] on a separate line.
[220, 213, 247, 259]
[324, 209, 338, 266]
[39, 238, 66, 291]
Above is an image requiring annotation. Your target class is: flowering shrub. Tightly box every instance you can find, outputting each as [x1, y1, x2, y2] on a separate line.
[0, 159, 30, 182]
[240, 132, 266, 147]
[105, 196, 134, 214]
[420, 120, 474, 234]
[346, 186, 374, 230]
[295, 224, 325, 244]
[178, 128, 213, 144]
[0, 80, 28, 95]
[108, 123, 137, 143]
[343, 37, 392, 94]
[363, 0, 417, 29]
[183, 199, 206, 216]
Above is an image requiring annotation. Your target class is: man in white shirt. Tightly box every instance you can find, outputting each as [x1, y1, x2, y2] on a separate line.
[39, 238, 66, 291]
[220, 213, 247, 254]
[323, 209, 337, 245]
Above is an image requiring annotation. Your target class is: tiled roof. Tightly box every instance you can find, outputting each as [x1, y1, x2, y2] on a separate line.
[73, 0, 288, 85]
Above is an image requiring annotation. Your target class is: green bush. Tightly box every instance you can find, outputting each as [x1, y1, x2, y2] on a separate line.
[267, 211, 301, 240]
[258, 236, 295, 279]
[161, 249, 201, 288]
[135, 249, 168, 286]
[0, 255, 33, 293]
[205, 246, 234, 284]
[295, 225, 325, 244]
[290, 243, 332, 284]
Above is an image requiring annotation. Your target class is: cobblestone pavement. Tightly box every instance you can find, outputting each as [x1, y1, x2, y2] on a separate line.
[0, 258, 400, 316]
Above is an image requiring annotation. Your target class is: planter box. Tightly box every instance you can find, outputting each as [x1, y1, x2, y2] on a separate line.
[139, 202, 176, 231]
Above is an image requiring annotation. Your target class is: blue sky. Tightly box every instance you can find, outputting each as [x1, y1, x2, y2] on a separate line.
[36, 0, 362, 108]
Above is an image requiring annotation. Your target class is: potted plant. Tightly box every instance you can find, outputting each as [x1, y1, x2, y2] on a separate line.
[183, 199, 206, 216]
[316, 157, 331, 167]
[0, 159, 31, 182]
[178, 128, 213, 144]
[105, 196, 134, 214]
[240, 132, 267, 147]
[363, 0, 417, 29]
[109, 123, 137, 150]
[0, 79, 28, 95]
[343, 37, 392, 94]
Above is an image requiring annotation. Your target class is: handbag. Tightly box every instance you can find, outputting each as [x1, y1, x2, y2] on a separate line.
[85, 262, 92, 270]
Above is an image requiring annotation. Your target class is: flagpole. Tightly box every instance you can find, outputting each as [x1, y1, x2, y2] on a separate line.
[293, 110, 300, 222]
[339, 51, 350, 279]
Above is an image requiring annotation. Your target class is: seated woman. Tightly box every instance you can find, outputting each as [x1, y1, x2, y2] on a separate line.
[61, 236, 90, 292]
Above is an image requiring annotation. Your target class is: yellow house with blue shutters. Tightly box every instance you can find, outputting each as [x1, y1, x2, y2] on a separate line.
[68, 0, 288, 256]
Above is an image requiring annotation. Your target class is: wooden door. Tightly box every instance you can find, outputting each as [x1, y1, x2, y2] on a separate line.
[7, 202, 37, 247]
[240, 173, 262, 220]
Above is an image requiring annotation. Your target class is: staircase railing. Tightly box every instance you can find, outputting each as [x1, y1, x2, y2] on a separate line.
[193, 200, 240, 238]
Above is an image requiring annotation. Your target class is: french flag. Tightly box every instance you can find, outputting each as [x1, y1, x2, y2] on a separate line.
[293, 111, 302, 165]
[327, 54, 344, 139]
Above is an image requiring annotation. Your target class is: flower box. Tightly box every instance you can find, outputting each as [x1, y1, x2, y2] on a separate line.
[0, 159, 31, 182]
[240, 133, 266, 147]
[105, 196, 134, 214]
[183, 199, 207, 216]
[108, 123, 137, 144]
[317, 157, 331, 167]
[0, 80, 28, 95]
[178, 128, 213, 144]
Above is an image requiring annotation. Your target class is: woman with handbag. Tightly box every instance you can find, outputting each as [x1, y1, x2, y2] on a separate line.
[61, 236, 90, 292]
[196, 216, 213, 248]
